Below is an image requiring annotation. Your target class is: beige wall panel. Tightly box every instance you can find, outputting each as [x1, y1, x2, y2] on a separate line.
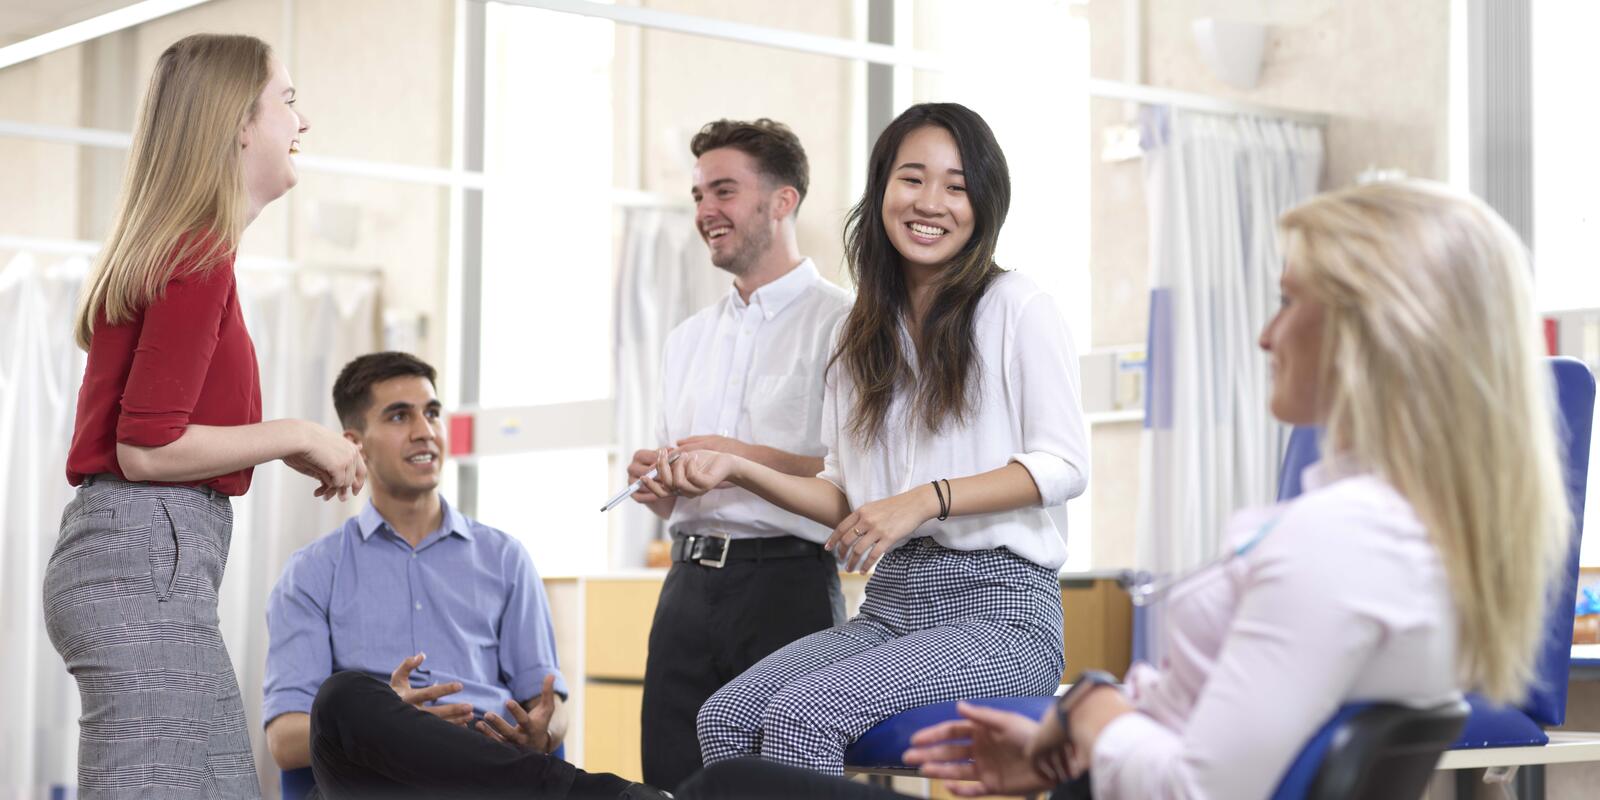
[1142, 0, 1450, 188]
[291, 0, 454, 365]
[290, 0, 454, 167]
[0, 48, 84, 239]
[636, 1, 858, 284]
[647, 0, 855, 38]
[1062, 578, 1132, 678]
[584, 682, 645, 782]
[544, 577, 583, 683]
[1089, 420, 1142, 569]
[585, 578, 661, 679]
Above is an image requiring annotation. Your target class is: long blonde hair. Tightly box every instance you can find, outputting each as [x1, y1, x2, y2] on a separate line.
[73, 33, 272, 349]
[1281, 180, 1570, 704]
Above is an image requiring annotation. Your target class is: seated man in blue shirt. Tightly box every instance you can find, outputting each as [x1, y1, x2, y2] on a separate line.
[264, 351, 568, 774]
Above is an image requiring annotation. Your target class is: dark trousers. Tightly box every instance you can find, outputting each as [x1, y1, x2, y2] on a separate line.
[641, 541, 844, 791]
[678, 758, 900, 799]
[310, 671, 634, 799]
[676, 758, 1090, 800]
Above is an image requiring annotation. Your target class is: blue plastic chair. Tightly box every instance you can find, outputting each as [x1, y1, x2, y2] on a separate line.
[1271, 700, 1470, 800]
[842, 696, 1056, 770]
[281, 766, 315, 800]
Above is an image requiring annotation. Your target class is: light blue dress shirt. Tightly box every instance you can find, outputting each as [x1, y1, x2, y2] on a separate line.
[262, 497, 566, 725]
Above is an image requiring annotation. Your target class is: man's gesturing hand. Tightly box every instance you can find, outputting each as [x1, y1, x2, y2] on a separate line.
[477, 673, 561, 754]
[389, 652, 473, 726]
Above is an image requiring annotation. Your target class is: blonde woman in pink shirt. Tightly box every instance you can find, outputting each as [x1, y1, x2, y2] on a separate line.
[676, 180, 1570, 799]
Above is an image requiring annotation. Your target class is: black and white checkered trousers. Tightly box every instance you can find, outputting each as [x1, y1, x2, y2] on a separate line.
[696, 536, 1065, 775]
[43, 477, 260, 799]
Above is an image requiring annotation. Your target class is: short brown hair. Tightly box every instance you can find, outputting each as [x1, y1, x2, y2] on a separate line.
[690, 118, 810, 213]
[333, 351, 438, 431]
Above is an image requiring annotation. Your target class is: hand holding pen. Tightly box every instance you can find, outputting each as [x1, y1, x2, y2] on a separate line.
[604, 439, 749, 512]
[648, 447, 740, 500]
[601, 450, 685, 512]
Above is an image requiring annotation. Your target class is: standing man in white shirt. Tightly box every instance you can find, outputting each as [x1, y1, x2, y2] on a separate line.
[625, 118, 850, 791]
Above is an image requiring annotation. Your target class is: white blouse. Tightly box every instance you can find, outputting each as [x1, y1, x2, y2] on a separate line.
[816, 271, 1090, 569]
[1091, 459, 1461, 799]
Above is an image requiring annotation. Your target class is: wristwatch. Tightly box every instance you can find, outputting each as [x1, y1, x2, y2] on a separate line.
[1054, 669, 1119, 729]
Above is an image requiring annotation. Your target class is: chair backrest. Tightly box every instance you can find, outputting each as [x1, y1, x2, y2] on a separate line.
[1272, 700, 1470, 800]
[281, 767, 316, 800]
[1525, 356, 1593, 725]
[1275, 357, 1595, 728]
[1276, 426, 1322, 502]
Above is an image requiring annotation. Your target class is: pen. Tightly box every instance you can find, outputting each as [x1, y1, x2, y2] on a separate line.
[599, 452, 683, 512]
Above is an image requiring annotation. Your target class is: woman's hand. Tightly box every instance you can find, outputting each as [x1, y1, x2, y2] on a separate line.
[825, 484, 938, 573]
[1027, 696, 1071, 768]
[653, 447, 741, 499]
[1054, 686, 1135, 778]
[1024, 685, 1134, 781]
[904, 702, 1056, 796]
[285, 421, 365, 501]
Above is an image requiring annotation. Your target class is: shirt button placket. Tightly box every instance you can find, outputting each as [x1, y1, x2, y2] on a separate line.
[408, 551, 423, 660]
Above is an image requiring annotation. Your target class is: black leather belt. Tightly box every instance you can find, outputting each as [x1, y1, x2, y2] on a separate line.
[670, 534, 822, 568]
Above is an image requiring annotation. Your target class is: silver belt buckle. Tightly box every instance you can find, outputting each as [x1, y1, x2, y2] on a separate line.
[697, 532, 731, 569]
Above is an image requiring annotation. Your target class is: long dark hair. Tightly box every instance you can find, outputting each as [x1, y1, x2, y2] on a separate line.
[830, 102, 1011, 445]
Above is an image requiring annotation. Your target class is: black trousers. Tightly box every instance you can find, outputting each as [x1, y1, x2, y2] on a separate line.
[676, 758, 1090, 800]
[309, 671, 635, 799]
[678, 758, 901, 799]
[641, 540, 844, 791]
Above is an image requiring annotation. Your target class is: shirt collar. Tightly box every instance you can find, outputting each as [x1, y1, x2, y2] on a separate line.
[1300, 453, 1366, 493]
[727, 258, 819, 321]
[356, 495, 474, 543]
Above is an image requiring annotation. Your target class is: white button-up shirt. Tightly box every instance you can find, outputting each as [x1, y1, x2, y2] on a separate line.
[817, 271, 1089, 569]
[658, 259, 852, 541]
[1091, 459, 1460, 799]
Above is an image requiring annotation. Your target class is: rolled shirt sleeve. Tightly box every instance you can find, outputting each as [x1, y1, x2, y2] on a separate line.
[815, 362, 848, 495]
[499, 543, 569, 702]
[116, 261, 233, 447]
[263, 548, 336, 724]
[1007, 293, 1090, 507]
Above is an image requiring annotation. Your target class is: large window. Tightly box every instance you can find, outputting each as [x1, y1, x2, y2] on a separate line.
[481, 3, 617, 408]
[1532, 3, 1600, 314]
[1530, 4, 1600, 568]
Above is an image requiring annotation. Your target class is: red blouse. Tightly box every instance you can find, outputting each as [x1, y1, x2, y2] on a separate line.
[66, 239, 263, 496]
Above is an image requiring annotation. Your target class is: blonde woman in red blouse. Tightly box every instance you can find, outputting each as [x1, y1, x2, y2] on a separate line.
[44, 34, 363, 799]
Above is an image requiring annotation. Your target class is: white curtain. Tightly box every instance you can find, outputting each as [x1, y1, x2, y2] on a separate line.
[1135, 108, 1324, 655]
[611, 207, 722, 567]
[0, 251, 92, 798]
[0, 246, 379, 798]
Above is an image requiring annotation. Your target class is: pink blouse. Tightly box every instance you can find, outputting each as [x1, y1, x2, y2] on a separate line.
[1092, 459, 1460, 799]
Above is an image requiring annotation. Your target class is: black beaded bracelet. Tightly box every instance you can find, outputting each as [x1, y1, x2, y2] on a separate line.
[931, 479, 949, 520]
